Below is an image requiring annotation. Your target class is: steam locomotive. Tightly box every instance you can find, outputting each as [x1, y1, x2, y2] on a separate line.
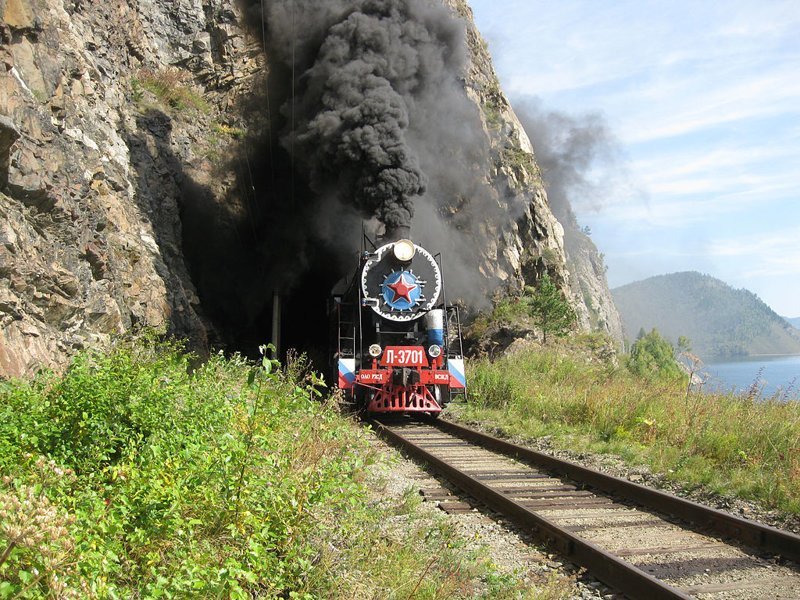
[330, 234, 466, 415]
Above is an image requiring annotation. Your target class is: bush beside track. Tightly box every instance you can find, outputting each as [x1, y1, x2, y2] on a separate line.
[452, 334, 800, 515]
[0, 335, 567, 599]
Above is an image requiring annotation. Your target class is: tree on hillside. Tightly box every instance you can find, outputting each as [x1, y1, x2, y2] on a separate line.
[526, 274, 577, 343]
[628, 328, 683, 379]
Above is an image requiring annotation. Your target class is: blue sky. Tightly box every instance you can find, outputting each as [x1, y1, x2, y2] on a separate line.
[468, 0, 800, 317]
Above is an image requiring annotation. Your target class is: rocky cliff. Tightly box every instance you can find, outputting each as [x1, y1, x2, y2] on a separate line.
[440, 0, 569, 294]
[0, 0, 598, 378]
[0, 0, 265, 376]
[562, 216, 624, 343]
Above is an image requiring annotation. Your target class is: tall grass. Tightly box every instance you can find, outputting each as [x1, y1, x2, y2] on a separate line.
[456, 339, 800, 514]
[132, 68, 210, 114]
[0, 335, 572, 598]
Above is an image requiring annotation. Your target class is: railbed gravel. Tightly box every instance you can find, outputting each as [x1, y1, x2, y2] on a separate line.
[365, 435, 614, 599]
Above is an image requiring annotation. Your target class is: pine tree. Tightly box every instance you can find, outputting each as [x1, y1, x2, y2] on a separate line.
[526, 274, 577, 343]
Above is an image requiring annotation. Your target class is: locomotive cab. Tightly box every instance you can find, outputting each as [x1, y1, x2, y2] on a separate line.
[331, 235, 466, 415]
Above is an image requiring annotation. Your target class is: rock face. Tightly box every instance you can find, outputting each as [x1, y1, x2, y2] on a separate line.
[0, 0, 261, 377]
[563, 221, 625, 344]
[0, 0, 610, 377]
[444, 0, 622, 344]
[442, 0, 569, 295]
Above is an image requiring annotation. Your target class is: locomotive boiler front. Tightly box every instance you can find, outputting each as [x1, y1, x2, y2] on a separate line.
[332, 236, 466, 415]
[360, 239, 442, 322]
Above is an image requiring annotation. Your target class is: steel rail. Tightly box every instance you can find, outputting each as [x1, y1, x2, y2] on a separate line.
[435, 418, 800, 563]
[372, 419, 693, 600]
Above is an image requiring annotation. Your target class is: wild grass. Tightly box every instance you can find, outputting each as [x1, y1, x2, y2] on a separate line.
[0, 334, 567, 598]
[132, 68, 210, 115]
[452, 338, 800, 514]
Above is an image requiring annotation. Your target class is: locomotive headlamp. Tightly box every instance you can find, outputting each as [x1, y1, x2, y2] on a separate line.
[392, 239, 416, 262]
[368, 344, 383, 358]
[428, 344, 442, 358]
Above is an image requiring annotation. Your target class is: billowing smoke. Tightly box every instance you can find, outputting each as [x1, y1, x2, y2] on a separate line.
[264, 0, 467, 230]
[514, 97, 623, 228]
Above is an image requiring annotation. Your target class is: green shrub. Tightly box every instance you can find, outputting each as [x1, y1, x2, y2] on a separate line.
[0, 337, 366, 597]
[1, 336, 563, 598]
[627, 328, 684, 379]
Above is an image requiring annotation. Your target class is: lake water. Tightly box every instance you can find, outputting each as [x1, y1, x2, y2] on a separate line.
[702, 355, 800, 400]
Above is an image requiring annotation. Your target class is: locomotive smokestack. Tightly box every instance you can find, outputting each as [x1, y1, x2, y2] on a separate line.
[383, 224, 412, 243]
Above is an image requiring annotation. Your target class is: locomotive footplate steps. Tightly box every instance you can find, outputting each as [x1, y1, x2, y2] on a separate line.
[371, 418, 800, 599]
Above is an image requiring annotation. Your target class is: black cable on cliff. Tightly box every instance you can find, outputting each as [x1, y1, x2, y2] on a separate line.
[290, 0, 296, 207]
[260, 0, 276, 200]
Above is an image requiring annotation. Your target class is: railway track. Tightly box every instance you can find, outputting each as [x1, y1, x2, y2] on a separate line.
[372, 417, 800, 599]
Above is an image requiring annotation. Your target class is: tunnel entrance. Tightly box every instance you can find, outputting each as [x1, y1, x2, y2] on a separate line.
[174, 14, 376, 371]
[249, 242, 351, 372]
[177, 128, 359, 374]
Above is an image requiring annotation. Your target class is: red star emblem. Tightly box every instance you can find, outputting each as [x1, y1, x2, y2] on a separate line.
[387, 273, 418, 303]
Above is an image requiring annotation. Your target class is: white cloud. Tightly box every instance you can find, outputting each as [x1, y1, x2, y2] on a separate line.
[618, 69, 800, 144]
[708, 227, 800, 277]
[468, 0, 800, 316]
[481, 0, 800, 101]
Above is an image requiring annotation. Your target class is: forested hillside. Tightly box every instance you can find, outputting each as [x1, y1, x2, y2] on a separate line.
[612, 272, 800, 358]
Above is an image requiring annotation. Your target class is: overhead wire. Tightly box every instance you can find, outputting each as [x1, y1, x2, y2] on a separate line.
[290, 0, 296, 207]
[260, 0, 276, 198]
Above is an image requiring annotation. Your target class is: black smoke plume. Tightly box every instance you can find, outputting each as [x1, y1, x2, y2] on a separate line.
[264, 0, 471, 230]
[251, 0, 501, 302]
[182, 1, 561, 361]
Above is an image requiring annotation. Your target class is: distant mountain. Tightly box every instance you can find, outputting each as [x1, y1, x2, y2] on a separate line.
[784, 316, 800, 329]
[612, 272, 800, 359]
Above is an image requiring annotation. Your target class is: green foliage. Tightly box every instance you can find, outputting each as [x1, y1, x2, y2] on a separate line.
[0, 337, 360, 596]
[482, 98, 503, 130]
[0, 335, 550, 598]
[539, 247, 560, 267]
[200, 122, 247, 163]
[466, 275, 577, 345]
[452, 339, 800, 514]
[502, 147, 537, 179]
[526, 274, 577, 342]
[213, 123, 245, 139]
[627, 328, 684, 379]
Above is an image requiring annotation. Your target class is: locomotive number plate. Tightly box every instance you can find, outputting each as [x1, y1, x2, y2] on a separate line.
[380, 346, 429, 367]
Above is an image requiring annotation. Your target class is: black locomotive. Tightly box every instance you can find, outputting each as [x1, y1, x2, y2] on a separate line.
[330, 234, 466, 415]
